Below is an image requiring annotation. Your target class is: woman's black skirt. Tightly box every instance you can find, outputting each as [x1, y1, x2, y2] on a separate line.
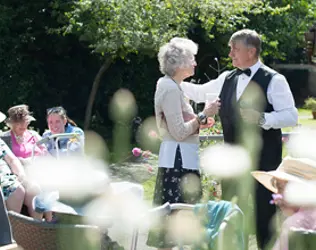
[146, 145, 202, 248]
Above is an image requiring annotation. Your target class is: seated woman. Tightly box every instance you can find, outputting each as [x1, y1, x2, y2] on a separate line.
[2, 105, 48, 166]
[42, 106, 84, 157]
[252, 156, 316, 250]
[0, 111, 46, 220]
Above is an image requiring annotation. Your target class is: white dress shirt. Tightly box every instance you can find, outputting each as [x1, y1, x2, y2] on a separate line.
[181, 60, 298, 130]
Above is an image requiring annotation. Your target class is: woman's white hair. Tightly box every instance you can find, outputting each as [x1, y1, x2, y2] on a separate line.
[158, 37, 198, 77]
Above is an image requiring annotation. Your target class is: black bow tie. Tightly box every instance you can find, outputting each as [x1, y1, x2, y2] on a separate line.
[236, 68, 251, 77]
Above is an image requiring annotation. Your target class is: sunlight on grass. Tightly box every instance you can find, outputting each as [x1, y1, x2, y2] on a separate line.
[299, 118, 316, 127]
[298, 108, 312, 116]
[142, 175, 156, 202]
[282, 108, 316, 132]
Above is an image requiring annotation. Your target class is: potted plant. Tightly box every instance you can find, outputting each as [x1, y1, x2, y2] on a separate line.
[304, 97, 316, 119]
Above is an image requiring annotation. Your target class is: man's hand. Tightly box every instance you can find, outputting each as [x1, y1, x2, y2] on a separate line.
[240, 108, 260, 124]
[203, 98, 221, 117]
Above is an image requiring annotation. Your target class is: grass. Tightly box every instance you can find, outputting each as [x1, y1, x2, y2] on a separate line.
[282, 108, 316, 132]
[142, 174, 156, 201]
[297, 108, 312, 116]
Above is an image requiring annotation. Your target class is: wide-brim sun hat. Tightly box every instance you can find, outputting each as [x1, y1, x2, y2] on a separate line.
[5, 104, 36, 124]
[251, 156, 316, 193]
[5, 115, 36, 124]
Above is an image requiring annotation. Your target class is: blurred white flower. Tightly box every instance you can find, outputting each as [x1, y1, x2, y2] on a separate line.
[109, 88, 137, 121]
[167, 210, 204, 244]
[84, 130, 109, 160]
[82, 182, 149, 233]
[139, 116, 161, 152]
[26, 156, 110, 203]
[287, 128, 316, 161]
[284, 181, 316, 207]
[180, 173, 201, 198]
[200, 144, 251, 178]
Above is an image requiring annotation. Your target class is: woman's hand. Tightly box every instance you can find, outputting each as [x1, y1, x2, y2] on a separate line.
[200, 117, 215, 129]
[203, 98, 221, 117]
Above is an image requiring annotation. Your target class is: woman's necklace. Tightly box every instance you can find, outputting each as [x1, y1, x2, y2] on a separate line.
[13, 133, 25, 144]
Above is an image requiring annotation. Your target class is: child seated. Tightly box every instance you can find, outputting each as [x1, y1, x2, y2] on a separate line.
[42, 107, 84, 157]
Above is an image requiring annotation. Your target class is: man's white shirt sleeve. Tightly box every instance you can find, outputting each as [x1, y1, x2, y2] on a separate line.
[262, 74, 298, 130]
[180, 71, 229, 103]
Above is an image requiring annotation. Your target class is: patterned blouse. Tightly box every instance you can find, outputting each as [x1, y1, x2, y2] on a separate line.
[0, 139, 20, 200]
[42, 123, 84, 157]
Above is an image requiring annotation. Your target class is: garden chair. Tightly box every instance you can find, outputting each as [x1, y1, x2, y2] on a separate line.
[0, 134, 12, 150]
[131, 201, 244, 250]
[8, 210, 123, 250]
[288, 228, 316, 250]
[32, 132, 83, 159]
[0, 188, 20, 250]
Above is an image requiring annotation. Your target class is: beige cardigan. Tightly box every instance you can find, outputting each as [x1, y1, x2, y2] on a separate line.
[154, 76, 199, 145]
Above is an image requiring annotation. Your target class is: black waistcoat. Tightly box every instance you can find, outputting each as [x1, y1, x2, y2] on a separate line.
[219, 65, 282, 171]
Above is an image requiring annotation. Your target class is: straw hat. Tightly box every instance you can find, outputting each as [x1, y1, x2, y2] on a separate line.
[0, 111, 6, 123]
[251, 156, 316, 193]
[5, 104, 35, 124]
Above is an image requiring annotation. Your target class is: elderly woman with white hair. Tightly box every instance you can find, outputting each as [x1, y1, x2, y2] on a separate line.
[146, 37, 220, 249]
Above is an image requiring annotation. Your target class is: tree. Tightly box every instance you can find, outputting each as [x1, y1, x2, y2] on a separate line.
[246, 0, 316, 63]
[54, 0, 266, 129]
[53, 0, 195, 129]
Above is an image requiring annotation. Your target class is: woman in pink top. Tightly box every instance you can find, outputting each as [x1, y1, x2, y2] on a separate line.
[252, 157, 316, 250]
[0, 110, 52, 220]
[3, 105, 48, 166]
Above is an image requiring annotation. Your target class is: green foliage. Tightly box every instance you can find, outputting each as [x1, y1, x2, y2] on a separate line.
[246, 0, 316, 63]
[0, 0, 95, 132]
[304, 97, 316, 111]
[54, 0, 273, 61]
[195, 0, 263, 38]
[55, 0, 196, 59]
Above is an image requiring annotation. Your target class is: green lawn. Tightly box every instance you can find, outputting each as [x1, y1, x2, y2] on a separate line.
[142, 174, 156, 201]
[297, 108, 311, 116]
[282, 108, 316, 132]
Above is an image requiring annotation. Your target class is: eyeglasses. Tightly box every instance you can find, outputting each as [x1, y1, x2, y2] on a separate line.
[46, 106, 65, 115]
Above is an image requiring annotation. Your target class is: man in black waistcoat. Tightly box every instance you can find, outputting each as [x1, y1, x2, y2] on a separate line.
[181, 29, 298, 249]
